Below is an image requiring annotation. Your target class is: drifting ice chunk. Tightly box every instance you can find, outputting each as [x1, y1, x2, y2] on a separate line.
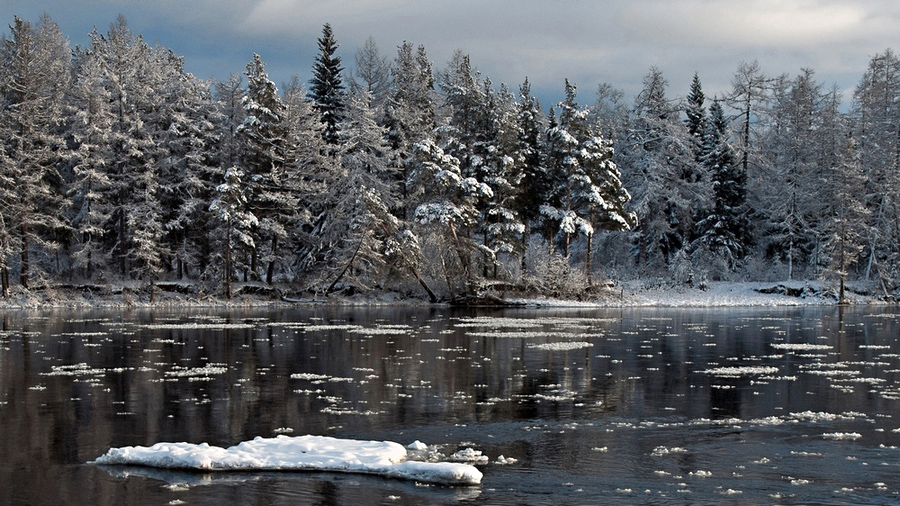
[407, 440, 428, 451]
[92, 435, 482, 486]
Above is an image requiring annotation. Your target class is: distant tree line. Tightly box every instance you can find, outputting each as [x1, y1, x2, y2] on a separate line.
[1, 14, 898, 300]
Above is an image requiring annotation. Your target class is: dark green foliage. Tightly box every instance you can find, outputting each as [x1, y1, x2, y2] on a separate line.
[695, 100, 749, 266]
[309, 23, 346, 145]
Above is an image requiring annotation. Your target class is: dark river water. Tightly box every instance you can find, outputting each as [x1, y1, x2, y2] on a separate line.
[1, 305, 899, 505]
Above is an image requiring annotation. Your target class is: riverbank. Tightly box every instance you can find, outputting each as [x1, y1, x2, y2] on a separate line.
[0, 279, 892, 310]
[512, 280, 891, 308]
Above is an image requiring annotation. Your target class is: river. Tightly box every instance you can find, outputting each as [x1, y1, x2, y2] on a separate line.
[1, 305, 898, 504]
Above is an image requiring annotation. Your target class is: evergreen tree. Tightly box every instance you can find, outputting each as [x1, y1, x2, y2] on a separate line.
[156, 62, 219, 281]
[321, 91, 400, 292]
[620, 67, 701, 270]
[281, 76, 331, 275]
[239, 53, 293, 284]
[685, 72, 707, 162]
[209, 166, 257, 298]
[213, 74, 246, 168]
[540, 80, 636, 284]
[408, 138, 492, 291]
[309, 23, 346, 145]
[513, 78, 547, 266]
[78, 16, 168, 283]
[386, 42, 434, 213]
[695, 100, 749, 269]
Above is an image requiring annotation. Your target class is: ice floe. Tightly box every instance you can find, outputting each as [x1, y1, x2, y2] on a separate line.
[700, 366, 779, 377]
[93, 435, 483, 486]
[771, 343, 832, 351]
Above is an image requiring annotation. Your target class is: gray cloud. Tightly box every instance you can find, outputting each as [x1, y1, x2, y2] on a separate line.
[4, 0, 898, 106]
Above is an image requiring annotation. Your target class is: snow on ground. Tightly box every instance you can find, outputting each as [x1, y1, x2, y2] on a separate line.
[0, 280, 889, 308]
[514, 281, 885, 308]
[92, 435, 483, 486]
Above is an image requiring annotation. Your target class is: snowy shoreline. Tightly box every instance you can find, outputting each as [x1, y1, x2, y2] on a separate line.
[0, 280, 892, 310]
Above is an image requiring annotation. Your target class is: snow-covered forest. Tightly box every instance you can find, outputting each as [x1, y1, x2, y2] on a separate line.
[1, 14, 899, 301]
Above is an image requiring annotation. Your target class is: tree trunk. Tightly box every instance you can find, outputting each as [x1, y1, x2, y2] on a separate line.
[409, 263, 437, 303]
[266, 236, 277, 285]
[119, 211, 127, 277]
[440, 253, 455, 300]
[326, 234, 365, 295]
[520, 228, 528, 277]
[586, 231, 594, 286]
[224, 222, 232, 300]
[20, 226, 29, 289]
[449, 224, 473, 291]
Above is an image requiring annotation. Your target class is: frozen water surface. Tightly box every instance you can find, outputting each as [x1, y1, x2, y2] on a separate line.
[1, 306, 899, 504]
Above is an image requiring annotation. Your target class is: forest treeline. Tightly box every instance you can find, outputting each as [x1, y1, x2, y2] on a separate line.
[1, 14, 899, 301]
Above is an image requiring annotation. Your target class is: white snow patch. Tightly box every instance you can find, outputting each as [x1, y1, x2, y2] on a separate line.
[93, 435, 482, 486]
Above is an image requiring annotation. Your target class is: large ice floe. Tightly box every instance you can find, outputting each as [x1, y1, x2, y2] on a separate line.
[92, 435, 483, 486]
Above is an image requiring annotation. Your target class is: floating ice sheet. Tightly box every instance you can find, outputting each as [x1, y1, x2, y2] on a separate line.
[92, 435, 482, 486]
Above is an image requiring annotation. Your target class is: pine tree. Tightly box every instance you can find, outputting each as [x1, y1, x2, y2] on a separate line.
[438, 52, 517, 278]
[281, 76, 333, 276]
[321, 91, 400, 292]
[309, 23, 346, 145]
[82, 17, 169, 283]
[513, 78, 547, 272]
[541, 80, 635, 282]
[386, 42, 434, 214]
[480, 82, 526, 278]
[408, 139, 492, 291]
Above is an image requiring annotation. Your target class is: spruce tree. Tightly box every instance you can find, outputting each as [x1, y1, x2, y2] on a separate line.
[309, 23, 346, 145]
[685, 72, 706, 162]
[695, 100, 749, 268]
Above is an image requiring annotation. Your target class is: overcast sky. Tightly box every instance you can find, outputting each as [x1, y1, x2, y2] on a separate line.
[4, 0, 898, 108]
